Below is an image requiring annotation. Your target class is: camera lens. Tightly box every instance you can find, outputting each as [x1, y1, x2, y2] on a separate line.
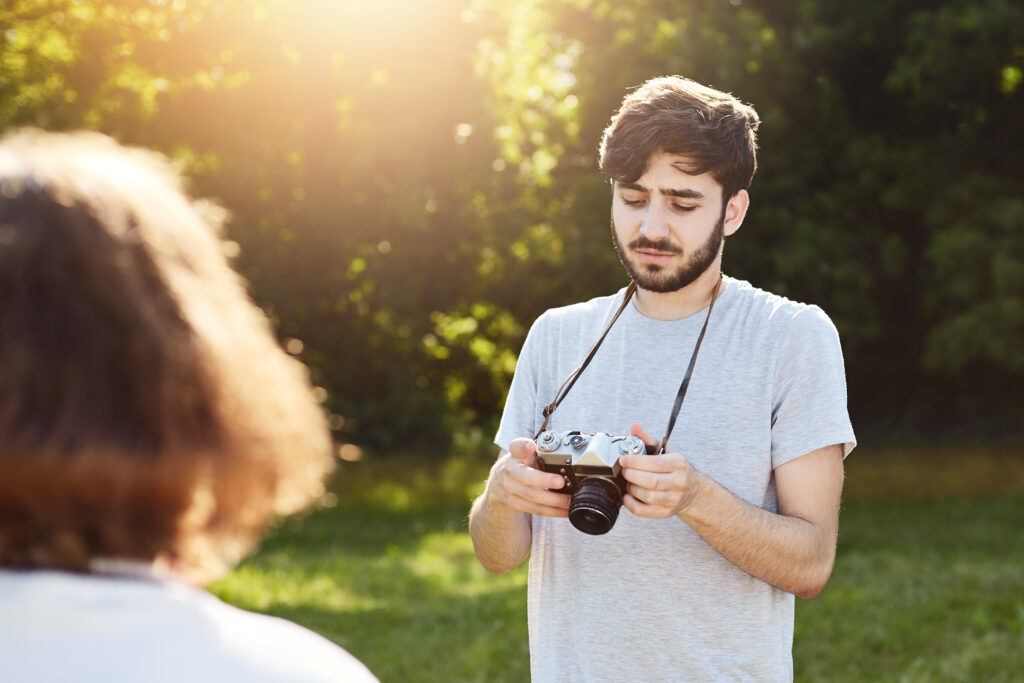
[568, 477, 623, 535]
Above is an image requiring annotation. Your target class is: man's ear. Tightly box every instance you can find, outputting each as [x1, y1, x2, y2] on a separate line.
[723, 189, 749, 238]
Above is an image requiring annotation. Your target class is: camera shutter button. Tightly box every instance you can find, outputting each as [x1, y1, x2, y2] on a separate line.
[538, 431, 558, 452]
[620, 437, 644, 454]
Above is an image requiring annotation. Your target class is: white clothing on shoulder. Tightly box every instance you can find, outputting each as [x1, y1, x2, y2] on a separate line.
[0, 568, 377, 683]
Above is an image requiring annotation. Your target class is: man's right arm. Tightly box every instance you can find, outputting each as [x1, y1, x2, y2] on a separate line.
[468, 438, 571, 575]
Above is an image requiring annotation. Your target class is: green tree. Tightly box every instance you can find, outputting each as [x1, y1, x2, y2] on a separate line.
[465, 0, 1024, 437]
[3, 0, 1021, 449]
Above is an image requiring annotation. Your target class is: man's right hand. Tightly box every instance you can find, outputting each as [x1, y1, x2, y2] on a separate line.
[485, 437, 571, 518]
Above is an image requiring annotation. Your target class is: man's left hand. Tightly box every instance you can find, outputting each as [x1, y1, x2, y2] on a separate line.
[618, 423, 703, 519]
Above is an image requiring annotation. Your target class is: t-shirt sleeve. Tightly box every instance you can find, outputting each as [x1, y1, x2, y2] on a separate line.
[770, 306, 856, 468]
[494, 312, 549, 453]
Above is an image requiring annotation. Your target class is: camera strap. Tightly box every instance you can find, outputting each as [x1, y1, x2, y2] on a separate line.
[534, 281, 638, 440]
[534, 274, 723, 455]
[657, 273, 722, 454]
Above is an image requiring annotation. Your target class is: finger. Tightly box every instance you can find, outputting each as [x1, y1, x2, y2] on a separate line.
[509, 438, 538, 464]
[626, 483, 674, 508]
[503, 477, 572, 509]
[619, 452, 680, 473]
[509, 459, 567, 490]
[505, 492, 570, 518]
[620, 467, 668, 490]
[629, 423, 659, 451]
[622, 492, 668, 518]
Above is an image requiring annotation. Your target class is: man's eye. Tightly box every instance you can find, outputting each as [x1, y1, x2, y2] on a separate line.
[622, 197, 646, 207]
[672, 204, 697, 212]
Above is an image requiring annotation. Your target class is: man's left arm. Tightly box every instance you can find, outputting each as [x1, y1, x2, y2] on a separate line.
[620, 429, 845, 599]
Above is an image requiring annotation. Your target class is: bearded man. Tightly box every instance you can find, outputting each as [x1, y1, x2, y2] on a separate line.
[469, 76, 855, 682]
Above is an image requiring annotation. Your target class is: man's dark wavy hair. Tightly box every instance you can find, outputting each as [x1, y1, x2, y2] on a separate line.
[599, 76, 760, 199]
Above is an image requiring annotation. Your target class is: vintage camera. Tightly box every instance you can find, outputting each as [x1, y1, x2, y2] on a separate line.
[534, 430, 649, 535]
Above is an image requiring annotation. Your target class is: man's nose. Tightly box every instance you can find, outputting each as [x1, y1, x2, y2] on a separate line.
[639, 202, 670, 240]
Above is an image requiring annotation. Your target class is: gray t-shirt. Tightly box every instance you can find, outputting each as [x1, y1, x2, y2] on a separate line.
[494, 276, 855, 683]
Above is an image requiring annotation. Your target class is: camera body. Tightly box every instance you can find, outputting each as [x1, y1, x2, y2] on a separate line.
[534, 430, 648, 535]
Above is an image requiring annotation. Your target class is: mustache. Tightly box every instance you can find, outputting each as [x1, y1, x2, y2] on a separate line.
[627, 235, 682, 254]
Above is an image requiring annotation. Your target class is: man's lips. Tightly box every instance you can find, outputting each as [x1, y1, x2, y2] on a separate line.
[634, 248, 679, 263]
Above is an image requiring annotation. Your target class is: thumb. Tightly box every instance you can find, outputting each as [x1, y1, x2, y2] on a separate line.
[509, 437, 538, 464]
[628, 423, 659, 454]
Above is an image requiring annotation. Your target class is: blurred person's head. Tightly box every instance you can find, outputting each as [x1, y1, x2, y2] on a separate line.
[599, 75, 760, 203]
[0, 130, 333, 585]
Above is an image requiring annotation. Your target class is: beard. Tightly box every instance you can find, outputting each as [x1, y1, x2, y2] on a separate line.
[611, 207, 726, 293]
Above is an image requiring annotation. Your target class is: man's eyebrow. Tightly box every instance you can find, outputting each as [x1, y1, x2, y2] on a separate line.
[616, 182, 705, 200]
[661, 187, 705, 200]
[616, 181, 649, 193]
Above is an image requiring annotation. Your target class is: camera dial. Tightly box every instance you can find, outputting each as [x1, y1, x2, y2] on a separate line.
[617, 436, 645, 454]
[567, 434, 588, 449]
[537, 431, 559, 453]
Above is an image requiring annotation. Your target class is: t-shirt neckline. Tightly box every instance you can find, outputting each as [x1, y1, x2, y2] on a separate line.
[624, 274, 737, 324]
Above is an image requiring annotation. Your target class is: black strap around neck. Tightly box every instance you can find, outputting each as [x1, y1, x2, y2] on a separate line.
[535, 275, 724, 454]
[657, 274, 723, 454]
[534, 281, 637, 440]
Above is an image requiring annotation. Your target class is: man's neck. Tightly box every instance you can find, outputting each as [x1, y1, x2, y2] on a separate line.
[632, 263, 724, 321]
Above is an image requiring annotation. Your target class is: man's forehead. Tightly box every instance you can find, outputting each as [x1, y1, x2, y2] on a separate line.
[613, 153, 721, 197]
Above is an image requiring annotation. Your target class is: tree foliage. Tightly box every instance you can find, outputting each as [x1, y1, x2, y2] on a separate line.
[2, 0, 1021, 449]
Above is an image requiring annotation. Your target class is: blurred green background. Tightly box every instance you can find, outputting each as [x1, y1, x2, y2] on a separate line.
[4, 1, 1023, 680]
[3, 0, 1021, 451]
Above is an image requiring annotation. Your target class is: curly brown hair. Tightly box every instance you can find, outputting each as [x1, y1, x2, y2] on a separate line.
[0, 130, 333, 584]
[599, 76, 760, 200]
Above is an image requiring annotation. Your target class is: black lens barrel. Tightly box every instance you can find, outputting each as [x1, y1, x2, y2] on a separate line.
[568, 477, 623, 535]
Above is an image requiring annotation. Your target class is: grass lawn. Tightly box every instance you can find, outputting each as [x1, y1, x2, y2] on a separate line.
[211, 445, 1024, 682]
